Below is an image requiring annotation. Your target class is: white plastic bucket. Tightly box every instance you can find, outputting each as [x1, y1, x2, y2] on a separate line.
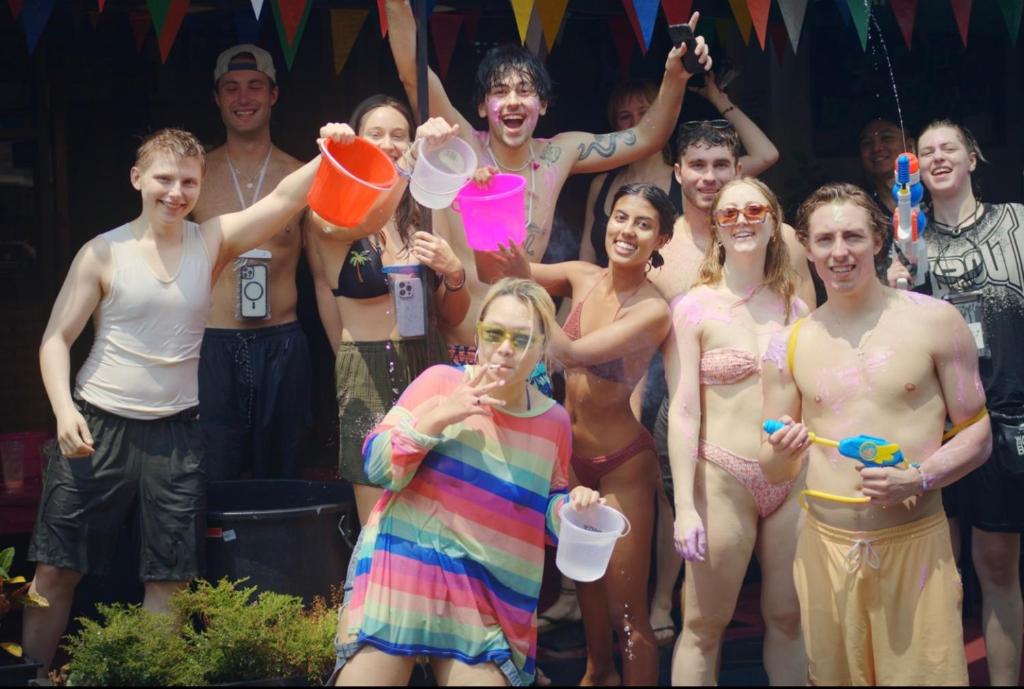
[409, 137, 476, 209]
[555, 502, 631, 582]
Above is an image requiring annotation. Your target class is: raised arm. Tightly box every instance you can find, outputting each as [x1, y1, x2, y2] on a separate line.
[303, 220, 343, 352]
[550, 297, 671, 370]
[40, 239, 108, 458]
[759, 326, 809, 484]
[561, 12, 710, 175]
[665, 299, 706, 561]
[384, 0, 474, 136]
[689, 71, 778, 176]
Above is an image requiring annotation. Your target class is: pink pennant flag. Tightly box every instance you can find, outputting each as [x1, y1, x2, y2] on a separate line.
[430, 12, 463, 80]
[950, 0, 971, 47]
[376, 0, 387, 37]
[889, 0, 917, 49]
[660, 0, 693, 26]
[747, 0, 770, 50]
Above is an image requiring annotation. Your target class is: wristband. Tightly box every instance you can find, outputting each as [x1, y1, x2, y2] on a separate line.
[910, 463, 930, 494]
[721, 105, 736, 116]
[444, 269, 466, 292]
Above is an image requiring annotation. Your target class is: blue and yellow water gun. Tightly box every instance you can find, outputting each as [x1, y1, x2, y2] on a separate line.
[891, 152, 928, 289]
[762, 419, 906, 468]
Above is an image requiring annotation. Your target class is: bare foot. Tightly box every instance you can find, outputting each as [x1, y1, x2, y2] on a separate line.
[578, 668, 622, 686]
[534, 667, 552, 686]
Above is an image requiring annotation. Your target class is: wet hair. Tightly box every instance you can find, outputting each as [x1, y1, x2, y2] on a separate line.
[135, 128, 206, 174]
[473, 44, 553, 106]
[918, 119, 989, 165]
[478, 278, 557, 351]
[606, 78, 658, 128]
[674, 120, 741, 163]
[794, 182, 890, 249]
[700, 178, 798, 322]
[610, 182, 676, 268]
[350, 94, 422, 247]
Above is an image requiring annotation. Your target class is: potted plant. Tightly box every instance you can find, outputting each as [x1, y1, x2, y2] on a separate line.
[54, 578, 336, 686]
[0, 547, 49, 686]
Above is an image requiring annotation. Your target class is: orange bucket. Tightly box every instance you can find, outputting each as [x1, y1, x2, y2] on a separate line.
[307, 137, 397, 228]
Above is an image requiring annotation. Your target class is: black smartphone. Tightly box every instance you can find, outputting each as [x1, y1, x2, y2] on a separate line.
[667, 23, 704, 76]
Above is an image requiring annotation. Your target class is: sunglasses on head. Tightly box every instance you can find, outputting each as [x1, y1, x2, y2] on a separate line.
[714, 202, 773, 227]
[680, 119, 733, 132]
[476, 322, 535, 351]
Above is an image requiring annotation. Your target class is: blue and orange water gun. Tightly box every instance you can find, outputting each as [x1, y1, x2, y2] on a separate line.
[891, 152, 928, 289]
[762, 419, 906, 468]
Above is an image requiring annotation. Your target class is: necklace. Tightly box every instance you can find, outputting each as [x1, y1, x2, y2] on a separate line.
[932, 198, 982, 238]
[227, 148, 272, 209]
[487, 140, 536, 234]
[828, 299, 887, 359]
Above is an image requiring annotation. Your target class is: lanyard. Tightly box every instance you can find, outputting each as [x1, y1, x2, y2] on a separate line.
[227, 149, 272, 210]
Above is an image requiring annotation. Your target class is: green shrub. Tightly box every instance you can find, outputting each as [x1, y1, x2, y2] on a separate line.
[62, 579, 336, 686]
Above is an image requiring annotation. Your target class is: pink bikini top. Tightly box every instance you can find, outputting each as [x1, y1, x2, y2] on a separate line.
[699, 347, 759, 385]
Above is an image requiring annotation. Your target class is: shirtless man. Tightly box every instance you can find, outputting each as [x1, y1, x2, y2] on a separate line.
[760, 182, 991, 685]
[384, 0, 710, 350]
[192, 45, 328, 480]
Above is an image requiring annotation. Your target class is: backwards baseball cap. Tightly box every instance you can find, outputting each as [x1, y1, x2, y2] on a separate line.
[213, 44, 277, 85]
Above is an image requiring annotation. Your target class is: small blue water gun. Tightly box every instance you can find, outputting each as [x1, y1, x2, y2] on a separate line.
[763, 419, 906, 468]
[891, 152, 928, 289]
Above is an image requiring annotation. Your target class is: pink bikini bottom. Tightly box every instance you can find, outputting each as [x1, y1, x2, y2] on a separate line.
[699, 440, 798, 518]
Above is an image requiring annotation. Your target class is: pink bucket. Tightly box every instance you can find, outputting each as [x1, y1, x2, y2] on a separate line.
[452, 174, 526, 251]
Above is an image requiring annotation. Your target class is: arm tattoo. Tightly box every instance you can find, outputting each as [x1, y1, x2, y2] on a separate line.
[576, 130, 638, 161]
[523, 222, 543, 258]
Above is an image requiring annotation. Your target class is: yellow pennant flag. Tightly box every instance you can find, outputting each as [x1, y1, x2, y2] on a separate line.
[330, 8, 368, 75]
[537, 0, 569, 51]
[728, 0, 753, 45]
[509, 0, 536, 44]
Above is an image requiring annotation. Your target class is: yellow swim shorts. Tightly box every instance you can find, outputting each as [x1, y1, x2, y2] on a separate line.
[793, 510, 968, 686]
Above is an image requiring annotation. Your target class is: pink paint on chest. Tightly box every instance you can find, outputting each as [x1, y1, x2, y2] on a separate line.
[814, 349, 895, 414]
[761, 331, 787, 371]
[672, 295, 732, 328]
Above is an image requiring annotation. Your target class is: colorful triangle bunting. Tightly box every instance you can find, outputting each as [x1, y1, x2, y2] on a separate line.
[251, 0, 263, 19]
[330, 9, 367, 75]
[270, 0, 312, 69]
[156, 0, 188, 63]
[845, 0, 869, 51]
[510, 0, 535, 45]
[747, 0, 770, 50]
[889, 0, 916, 50]
[833, 0, 852, 29]
[376, 0, 387, 37]
[129, 10, 151, 54]
[146, 0, 172, 35]
[630, 0, 659, 54]
[950, 0, 971, 47]
[8, 0, 24, 19]
[537, 0, 569, 52]
[525, 4, 545, 57]
[98, 0, 106, 12]
[728, 0, 753, 45]
[778, 0, 808, 52]
[20, 0, 56, 54]
[608, 16, 634, 79]
[621, 0, 644, 54]
[660, 0, 693, 26]
[769, 20, 787, 63]
[430, 12, 462, 79]
[996, 0, 1022, 44]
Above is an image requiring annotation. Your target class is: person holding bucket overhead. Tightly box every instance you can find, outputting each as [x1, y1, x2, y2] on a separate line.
[306, 96, 469, 526]
[493, 183, 676, 686]
[384, 0, 711, 367]
[23, 122, 359, 679]
[665, 178, 809, 685]
[330, 278, 602, 687]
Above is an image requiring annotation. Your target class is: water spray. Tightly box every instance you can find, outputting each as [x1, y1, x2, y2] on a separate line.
[891, 153, 928, 289]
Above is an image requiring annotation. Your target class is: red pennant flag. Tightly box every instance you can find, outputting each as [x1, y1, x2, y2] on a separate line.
[376, 0, 387, 37]
[8, 0, 24, 19]
[889, 0, 917, 50]
[271, 0, 312, 68]
[608, 16, 634, 79]
[129, 11, 151, 53]
[660, 0, 693, 26]
[156, 0, 188, 63]
[950, 0, 971, 47]
[747, 0, 770, 50]
[463, 6, 482, 44]
[276, 0, 307, 43]
[430, 12, 463, 80]
[98, 0, 106, 11]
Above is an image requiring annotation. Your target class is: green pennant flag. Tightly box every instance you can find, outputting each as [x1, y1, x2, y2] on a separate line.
[270, 0, 312, 69]
[146, 0, 172, 35]
[996, 0, 1022, 43]
[846, 0, 869, 50]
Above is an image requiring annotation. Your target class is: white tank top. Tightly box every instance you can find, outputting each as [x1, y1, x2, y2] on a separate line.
[75, 222, 211, 419]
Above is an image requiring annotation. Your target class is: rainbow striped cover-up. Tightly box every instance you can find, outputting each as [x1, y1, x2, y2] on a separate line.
[345, 365, 571, 685]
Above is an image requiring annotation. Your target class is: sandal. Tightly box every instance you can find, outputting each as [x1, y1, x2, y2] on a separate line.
[653, 624, 677, 645]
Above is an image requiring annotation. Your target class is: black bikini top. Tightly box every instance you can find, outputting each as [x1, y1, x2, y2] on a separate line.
[333, 237, 388, 299]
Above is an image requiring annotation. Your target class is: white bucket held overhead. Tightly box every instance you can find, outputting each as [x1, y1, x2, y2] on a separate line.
[409, 137, 476, 209]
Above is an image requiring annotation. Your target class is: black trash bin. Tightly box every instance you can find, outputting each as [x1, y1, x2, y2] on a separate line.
[206, 480, 357, 604]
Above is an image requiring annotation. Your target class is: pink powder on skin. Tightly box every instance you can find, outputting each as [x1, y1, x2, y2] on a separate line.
[918, 564, 929, 591]
[672, 293, 732, 328]
[815, 349, 895, 414]
[762, 331, 787, 371]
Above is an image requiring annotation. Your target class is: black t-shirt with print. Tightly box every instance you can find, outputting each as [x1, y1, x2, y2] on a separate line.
[926, 203, 1024, 414]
